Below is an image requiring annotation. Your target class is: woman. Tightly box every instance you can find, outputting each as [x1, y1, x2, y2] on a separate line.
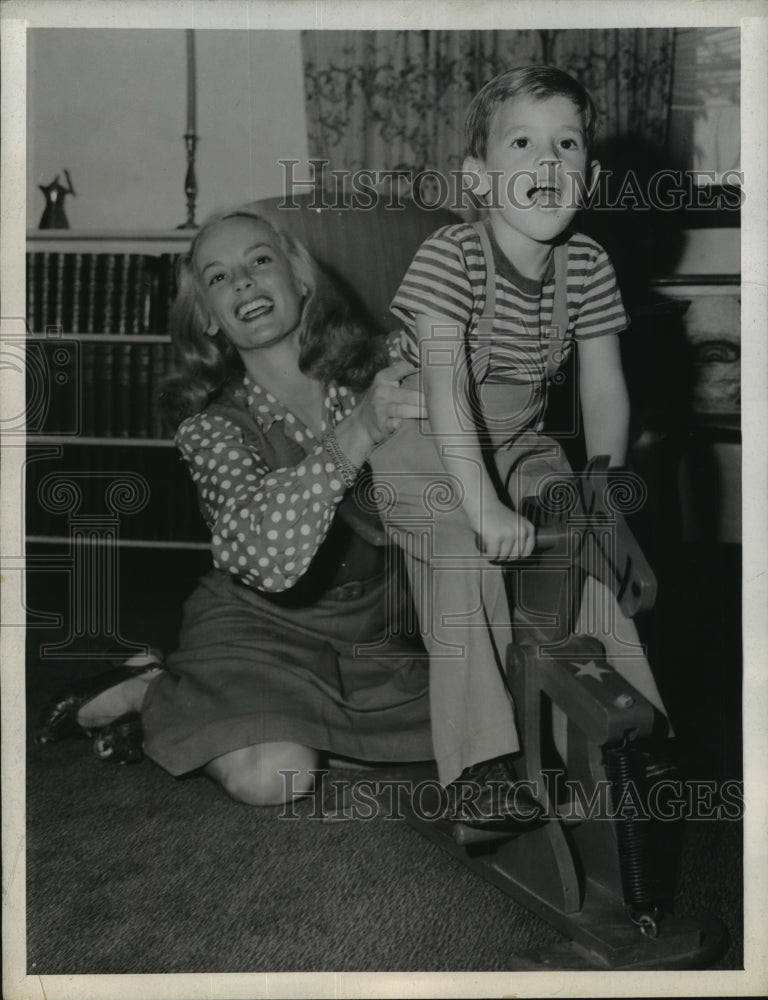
[36, 208, 435, 807]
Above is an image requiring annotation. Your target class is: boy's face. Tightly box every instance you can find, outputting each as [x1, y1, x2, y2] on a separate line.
[467, 94, 599, 250]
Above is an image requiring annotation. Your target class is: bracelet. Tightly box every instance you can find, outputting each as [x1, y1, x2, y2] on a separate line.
[322, 427, 360, 489]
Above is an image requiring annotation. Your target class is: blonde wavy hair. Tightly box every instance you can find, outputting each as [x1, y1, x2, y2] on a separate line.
[160, 208, 387, 428]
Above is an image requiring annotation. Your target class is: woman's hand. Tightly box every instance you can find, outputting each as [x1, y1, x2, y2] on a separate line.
[335, 361, 426, 465]
[470, 500, 536, 561]
[358, 360, 426, 443]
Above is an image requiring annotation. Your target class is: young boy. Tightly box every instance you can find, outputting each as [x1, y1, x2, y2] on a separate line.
[368, 66, 668, 826]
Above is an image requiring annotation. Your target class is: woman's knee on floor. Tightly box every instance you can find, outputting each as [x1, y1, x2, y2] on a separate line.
[205, 742, 320, 805]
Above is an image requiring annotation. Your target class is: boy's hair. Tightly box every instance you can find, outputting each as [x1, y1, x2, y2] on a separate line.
[465, 65, 598, 160]
[160, 208, 386, 428]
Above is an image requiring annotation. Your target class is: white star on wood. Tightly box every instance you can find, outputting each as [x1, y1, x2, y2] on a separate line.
[571, 659, 612, 682]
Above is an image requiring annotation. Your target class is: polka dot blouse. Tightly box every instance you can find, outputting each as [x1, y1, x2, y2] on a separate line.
[176, 375, 356, 593]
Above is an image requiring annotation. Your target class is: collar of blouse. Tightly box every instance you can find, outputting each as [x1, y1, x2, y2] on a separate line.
[242, 374, 356, 442]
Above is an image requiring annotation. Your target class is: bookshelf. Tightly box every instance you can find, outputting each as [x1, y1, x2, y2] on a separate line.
[26, 229, 209, 551]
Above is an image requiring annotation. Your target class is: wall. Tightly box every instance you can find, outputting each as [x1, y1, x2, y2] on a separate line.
[673, 227, 739, 275]
[27, 29, 311, 231]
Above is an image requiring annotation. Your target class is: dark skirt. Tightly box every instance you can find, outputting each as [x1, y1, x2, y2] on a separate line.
[142, 568, 433, 776]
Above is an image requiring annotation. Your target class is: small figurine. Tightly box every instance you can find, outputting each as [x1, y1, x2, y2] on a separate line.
[38, 170, 76, 229]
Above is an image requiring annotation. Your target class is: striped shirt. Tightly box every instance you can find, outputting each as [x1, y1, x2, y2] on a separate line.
[391, 223, 628, 386]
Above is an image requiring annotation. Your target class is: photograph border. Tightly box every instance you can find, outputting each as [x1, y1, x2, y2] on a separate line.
[2, 2, 767, 998]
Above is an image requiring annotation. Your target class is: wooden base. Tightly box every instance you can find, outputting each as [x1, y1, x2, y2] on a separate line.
[406, 811, 728, 970]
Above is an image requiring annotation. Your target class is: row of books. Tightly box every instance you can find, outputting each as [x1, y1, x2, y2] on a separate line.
[26, 251, 182, 335]
[25, 442, 209, 544]
[27, 339, 175, 439]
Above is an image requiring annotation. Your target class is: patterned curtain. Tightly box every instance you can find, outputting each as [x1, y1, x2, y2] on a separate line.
[301, 29, 675, 186]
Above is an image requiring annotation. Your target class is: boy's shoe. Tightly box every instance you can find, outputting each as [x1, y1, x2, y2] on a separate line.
[447, 756, 544, 829]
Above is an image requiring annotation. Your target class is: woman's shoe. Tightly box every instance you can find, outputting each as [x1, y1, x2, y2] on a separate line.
[92, 711, 145, 765]
[34, 650, 163, 746]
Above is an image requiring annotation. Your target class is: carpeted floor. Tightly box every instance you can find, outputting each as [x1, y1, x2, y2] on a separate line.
[23, 544, 744, 974]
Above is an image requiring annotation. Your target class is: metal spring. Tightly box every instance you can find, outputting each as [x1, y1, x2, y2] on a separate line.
[603, 740, 659, 936]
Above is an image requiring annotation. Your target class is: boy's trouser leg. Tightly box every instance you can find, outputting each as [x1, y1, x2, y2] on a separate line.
[370, 422, 519, 787]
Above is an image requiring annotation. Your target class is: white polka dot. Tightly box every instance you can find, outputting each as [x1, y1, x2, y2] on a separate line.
[312, 463, 322, 475]
[263, 578, 274, 588]
[220, 550, 229, 561]
[286, 510, 296, 522]
[271, 511, 281, 522]
[247, 546, 256, 556]
[285, 562, 295, 572]
[267, 529, 278, 540]
[329, 479, 342, 492]
[312, 483, 323, 495]
[300, 525, 311, 535]
[258, 557, 270, 567]
[238, 556, 247, 566]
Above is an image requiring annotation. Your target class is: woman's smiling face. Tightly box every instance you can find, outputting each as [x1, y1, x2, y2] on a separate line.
[194, 216, 305, 355]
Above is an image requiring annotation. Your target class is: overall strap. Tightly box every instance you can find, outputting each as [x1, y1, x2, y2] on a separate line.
[473, 221, 571, 386]
[543, 242, 570, 383]
[474, 219, 497, 322]
[472, 220, 497, 383]
[206, 399, 306, 470]
[206, 393, 386, 547]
